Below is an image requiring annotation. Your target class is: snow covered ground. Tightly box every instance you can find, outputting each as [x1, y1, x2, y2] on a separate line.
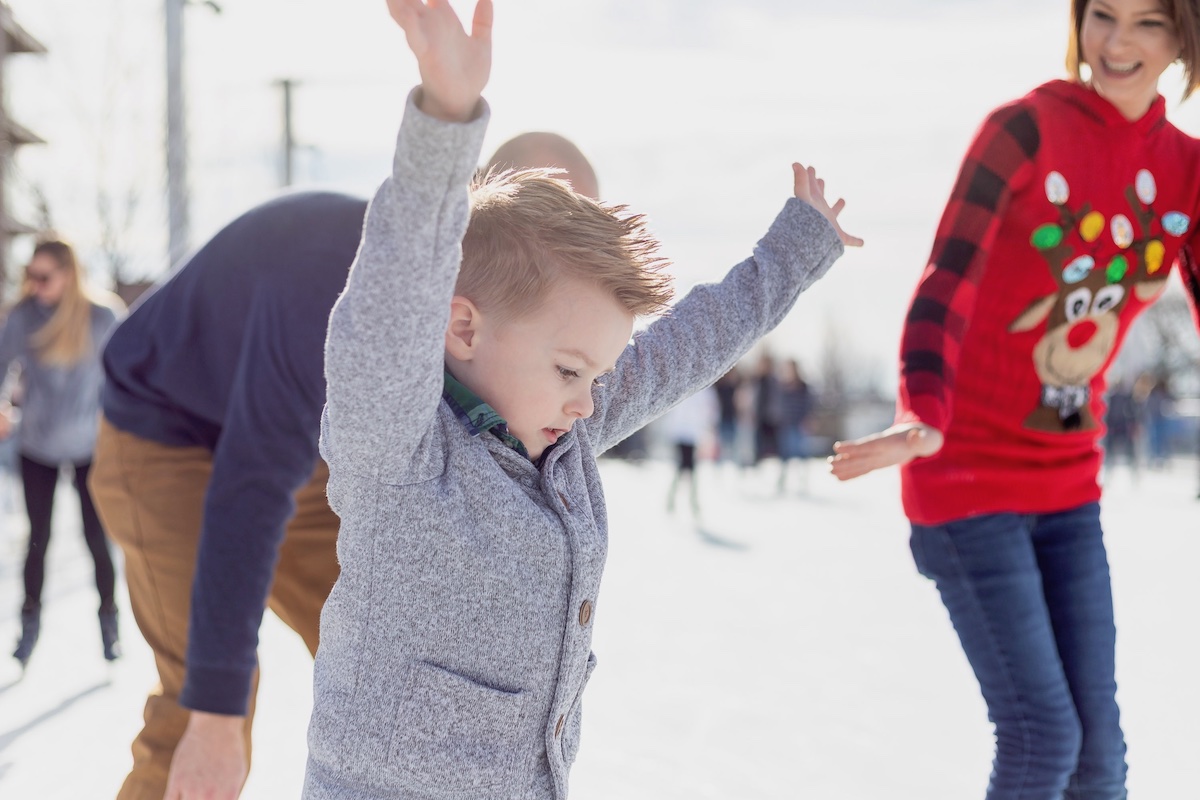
[1, 456, 1197, 799]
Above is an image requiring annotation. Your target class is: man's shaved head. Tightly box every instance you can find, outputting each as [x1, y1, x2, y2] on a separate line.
[486, 132, 599, 199]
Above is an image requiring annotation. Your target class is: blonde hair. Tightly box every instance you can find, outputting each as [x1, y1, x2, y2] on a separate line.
[1067, 0, 1200, 99]
[23, 238, 123, 366]
[458, 168, 673, 325]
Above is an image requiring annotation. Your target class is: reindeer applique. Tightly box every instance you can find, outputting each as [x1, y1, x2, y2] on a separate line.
[1008, 169, 1189, 433]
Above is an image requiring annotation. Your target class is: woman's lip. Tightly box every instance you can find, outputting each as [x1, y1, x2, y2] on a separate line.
[1100, 58, 1141, 77]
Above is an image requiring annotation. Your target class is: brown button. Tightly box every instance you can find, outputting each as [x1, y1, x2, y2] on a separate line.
[558, 492, 570, 511]
[578, 600, 592, 626]
[555, 715, 565, 737]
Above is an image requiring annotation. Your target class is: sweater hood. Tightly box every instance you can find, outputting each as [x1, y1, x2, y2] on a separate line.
[1038, 79, 1167, 135]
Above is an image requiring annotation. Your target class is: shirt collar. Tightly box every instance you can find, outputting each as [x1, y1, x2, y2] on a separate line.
[442, 369, 530, 459]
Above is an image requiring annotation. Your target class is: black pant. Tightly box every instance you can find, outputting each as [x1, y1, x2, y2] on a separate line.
[20, 455, 115, 613]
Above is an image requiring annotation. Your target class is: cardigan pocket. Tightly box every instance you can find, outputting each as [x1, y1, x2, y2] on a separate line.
[560, 651, 598, 767]
[388, 660, 528, 792]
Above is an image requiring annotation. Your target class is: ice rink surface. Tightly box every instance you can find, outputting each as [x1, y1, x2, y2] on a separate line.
[1, 456, 1197, 799]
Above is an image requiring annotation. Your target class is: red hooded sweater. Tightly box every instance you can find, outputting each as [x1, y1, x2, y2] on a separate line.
[897, 80, 1200, 525]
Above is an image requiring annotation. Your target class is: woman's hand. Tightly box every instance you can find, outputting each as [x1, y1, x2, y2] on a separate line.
[828, 422, 943, 481]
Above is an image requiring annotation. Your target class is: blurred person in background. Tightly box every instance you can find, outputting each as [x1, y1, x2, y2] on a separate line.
[776, 357, 815, 494]
[714, 365, 743, 469]
[1140, 371, 1175, 468]
[1, 238, 123, 667]
[750, 350, 782, 465]
[1102, 375, 1142, 480]
[660, 384, 718, 517]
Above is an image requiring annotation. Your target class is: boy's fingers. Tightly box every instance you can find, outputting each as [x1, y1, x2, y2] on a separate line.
[840, 227, 865, 247]
[387, 0, 425, 25]
[472, 0, 494, 38]
[792, 163, 809, 199]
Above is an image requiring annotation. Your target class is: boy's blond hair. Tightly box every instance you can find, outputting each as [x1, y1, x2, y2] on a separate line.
[458, 168, 673, 323]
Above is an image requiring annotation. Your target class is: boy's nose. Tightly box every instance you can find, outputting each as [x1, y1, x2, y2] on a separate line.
[566, 388, 595, 419]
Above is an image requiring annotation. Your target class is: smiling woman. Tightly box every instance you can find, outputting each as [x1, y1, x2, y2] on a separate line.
[829, 0, 1200, 797]
[1069, 0, 1197, 118]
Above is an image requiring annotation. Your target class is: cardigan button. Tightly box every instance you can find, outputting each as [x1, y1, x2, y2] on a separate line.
[578, 600, 593, 626]
[558, 491, 570, 511]
[555, 715, 565, 737]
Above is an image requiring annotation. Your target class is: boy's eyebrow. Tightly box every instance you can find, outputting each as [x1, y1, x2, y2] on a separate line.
[556, 348, 616, 372]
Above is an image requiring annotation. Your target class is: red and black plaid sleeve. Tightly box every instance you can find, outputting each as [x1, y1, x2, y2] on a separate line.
[897, 102, 1040, 431]
[1177, 244, 1200, 333]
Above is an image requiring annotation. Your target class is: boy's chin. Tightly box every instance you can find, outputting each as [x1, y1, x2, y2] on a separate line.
[518, 425, 572, 461]
[521, 429, 556, 460]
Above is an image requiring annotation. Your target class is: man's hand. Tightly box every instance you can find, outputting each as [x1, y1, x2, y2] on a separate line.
[386, 0, 493, 123]
[0, 404, 14, 441]
[792, 162, 864, 248]
[828, 422, 944, 481]
[163, 711, 247, 800]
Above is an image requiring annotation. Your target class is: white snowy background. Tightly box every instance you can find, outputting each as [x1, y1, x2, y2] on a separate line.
[1, 454, 1197, 799]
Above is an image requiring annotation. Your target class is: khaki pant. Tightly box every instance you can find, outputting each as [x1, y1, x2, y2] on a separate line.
[89, 418, 340, 800]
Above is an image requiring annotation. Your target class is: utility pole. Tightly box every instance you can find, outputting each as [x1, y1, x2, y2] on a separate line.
[164, 0, 220, 269]
[275, 78, 298, 187]
[165, 0, 189, 267]
[0, 3, 46, 300]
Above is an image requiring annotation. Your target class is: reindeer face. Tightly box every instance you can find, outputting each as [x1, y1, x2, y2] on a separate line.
[1009, 168, 1184, 432]
[1030, 279, 1123, 387]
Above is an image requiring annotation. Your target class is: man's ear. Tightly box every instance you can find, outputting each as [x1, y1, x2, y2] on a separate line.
[445, 295, 482, 360]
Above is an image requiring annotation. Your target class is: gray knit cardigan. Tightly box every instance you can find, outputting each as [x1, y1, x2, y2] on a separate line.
[303, 91, 844, 800]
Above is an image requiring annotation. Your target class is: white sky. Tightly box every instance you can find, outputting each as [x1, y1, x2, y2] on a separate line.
[9, 0, 1200, 390]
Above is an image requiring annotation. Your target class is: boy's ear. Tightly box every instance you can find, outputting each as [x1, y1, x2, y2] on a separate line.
[445, 295, 482, 360]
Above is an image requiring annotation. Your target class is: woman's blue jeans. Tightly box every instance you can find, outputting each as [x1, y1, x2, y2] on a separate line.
[910, 503, 1128, 800]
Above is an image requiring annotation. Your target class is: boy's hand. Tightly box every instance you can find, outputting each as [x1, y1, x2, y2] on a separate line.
[386, 0, 493, 123]
[792, 162, 864, 248]
[827, 422, 943, 481]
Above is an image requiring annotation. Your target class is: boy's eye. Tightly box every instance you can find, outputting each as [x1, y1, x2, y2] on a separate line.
[557, 366, 580, 380]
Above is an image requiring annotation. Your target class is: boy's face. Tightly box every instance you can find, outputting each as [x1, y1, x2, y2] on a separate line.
[458, 277, 634, 461]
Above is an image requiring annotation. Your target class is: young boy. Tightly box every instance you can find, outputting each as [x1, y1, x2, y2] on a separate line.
[304, 2, 860, 798]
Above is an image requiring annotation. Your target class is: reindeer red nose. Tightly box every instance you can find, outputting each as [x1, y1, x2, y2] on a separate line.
[1068, 319, 1098, 349]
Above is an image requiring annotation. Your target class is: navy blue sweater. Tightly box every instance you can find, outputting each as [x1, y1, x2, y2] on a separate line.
[102, 190, 367, 715]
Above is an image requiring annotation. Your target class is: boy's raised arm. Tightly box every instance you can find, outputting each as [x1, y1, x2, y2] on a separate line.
[588, 160, 859, 452]
[322, 0, 492, 473]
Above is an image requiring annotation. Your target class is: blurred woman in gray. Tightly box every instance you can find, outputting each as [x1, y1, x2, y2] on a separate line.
[2, 238, 123, 666]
